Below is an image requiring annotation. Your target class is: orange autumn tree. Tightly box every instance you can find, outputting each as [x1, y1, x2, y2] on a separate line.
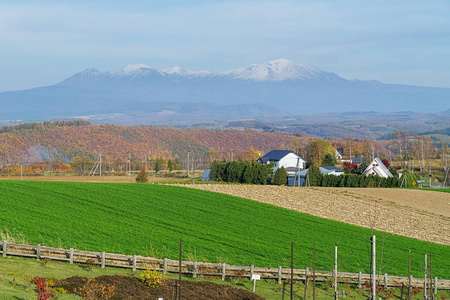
[238, 148, 263, 162]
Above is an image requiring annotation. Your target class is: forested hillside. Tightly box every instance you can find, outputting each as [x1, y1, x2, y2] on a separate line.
[0, 123, 302, 164]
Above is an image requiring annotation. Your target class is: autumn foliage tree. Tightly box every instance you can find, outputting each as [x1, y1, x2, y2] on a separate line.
[238, 148, 263, 162]
[307, 138, 336, 166]
[136, 170, 148, 183]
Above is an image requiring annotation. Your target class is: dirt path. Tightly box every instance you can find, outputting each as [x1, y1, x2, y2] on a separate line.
[184, 185, 450, 246]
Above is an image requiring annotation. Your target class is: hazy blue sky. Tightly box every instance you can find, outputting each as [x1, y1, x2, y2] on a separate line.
[0, 0, 449, 92]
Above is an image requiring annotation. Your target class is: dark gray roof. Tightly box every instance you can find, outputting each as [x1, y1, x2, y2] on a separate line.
[258, 150, 304, 163]
[352, 157, 363, 164]
[320, 166, 344, 172]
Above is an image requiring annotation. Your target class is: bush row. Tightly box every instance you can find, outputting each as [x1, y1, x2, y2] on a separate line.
[209, 161, 274, 184]
[307, 165, 418, 188]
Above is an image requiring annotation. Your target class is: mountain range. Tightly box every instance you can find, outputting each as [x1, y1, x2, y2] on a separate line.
[1, 59, 449, 124]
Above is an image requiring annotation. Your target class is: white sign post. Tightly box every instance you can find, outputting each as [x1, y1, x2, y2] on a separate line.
[252, 274, 261, 292]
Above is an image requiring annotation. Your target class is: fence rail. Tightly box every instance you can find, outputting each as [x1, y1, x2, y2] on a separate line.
[1, 240, 449, 290]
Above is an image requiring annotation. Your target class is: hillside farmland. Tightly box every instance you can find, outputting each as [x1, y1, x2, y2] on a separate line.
[187, 185, 450, 246]
[0, 181, 448, 278]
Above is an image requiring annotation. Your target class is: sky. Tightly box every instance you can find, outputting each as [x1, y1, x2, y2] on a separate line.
[0, 0, 449, 92]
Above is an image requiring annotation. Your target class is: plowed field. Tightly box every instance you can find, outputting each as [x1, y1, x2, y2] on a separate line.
[186, 185, 450, 245]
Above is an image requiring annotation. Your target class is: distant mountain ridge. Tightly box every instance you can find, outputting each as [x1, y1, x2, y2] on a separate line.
[0, 59, 449, 123]
[60, 59, 341, 84]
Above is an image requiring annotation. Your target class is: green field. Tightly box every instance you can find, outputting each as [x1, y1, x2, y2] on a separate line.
[0, 181, 448, 278]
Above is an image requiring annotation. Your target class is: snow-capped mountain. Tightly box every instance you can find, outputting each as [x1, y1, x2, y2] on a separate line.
[1, 59, 449, 122]
[220, 58, 341, 82]
[62, 59, 341, 84]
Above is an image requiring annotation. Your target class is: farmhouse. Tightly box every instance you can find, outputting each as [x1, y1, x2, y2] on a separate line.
[257, 150, 306, 172]
[363, 158, 393, 178]
[288, 166, 344, 186]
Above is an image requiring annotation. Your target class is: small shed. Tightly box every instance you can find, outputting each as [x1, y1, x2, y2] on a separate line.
[202, 169, 211, 181]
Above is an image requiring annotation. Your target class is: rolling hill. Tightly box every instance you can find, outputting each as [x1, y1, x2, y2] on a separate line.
[0, 180, 448, 278]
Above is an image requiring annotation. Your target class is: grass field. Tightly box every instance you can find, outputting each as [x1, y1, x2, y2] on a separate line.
[0, 181, 449, 278]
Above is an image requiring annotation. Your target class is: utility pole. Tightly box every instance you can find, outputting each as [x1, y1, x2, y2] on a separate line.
[145, 153, 148, 173]
[20, 162, 23, 181]
[99, 152, 102, 176]
[187, 152, 190, 176]
[334, 246, 338, 300]
[129, 154, 131, 175]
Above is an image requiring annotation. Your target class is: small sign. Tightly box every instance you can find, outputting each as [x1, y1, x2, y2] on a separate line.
[251, 274, 261, 280]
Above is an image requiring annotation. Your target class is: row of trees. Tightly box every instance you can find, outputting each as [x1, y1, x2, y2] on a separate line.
[306, 165, 415, 188]
[0, 119, 91, 133]
[209, 161, 274, 184]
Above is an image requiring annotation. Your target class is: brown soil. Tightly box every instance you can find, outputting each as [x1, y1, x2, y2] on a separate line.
[183, 185, 450, 246]
[54, 275, 265, 300]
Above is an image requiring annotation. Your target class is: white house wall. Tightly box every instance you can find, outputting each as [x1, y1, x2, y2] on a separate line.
[278, 153, 306, 169]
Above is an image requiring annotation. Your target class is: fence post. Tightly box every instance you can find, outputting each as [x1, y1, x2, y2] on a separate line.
[36, 244, 41, 260]
[2, 240, 7, 257]
[69, 248, 74, 264]
[132, 255, 137, 272]
[101, 251, 105, 269]
[222, 263, 226, 281]
[278, 266, 282, 284]
[384, 273, 388, 288]
[358, 271, 362, 289]
[250, 264, 254, 280]
[434, 277, 437, 294]
[193, 261, 197, 278]
[163, 258, 167, 274]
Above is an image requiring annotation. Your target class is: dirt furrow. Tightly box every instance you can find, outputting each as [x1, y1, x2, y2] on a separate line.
[182, 185, 450, 246]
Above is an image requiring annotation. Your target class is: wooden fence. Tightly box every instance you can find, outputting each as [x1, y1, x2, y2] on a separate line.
[1, 240, 449, 291]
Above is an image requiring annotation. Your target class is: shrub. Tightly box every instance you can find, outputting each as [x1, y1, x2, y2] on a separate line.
[34, 277, 55, 300]
[343, 162, 358, 173]
[140, 269, 164, 289]
[76, 278, 115, 300]
[381, 158, 391, 168]
[272, 167, 287, 185]
[136, 170, 148, 183]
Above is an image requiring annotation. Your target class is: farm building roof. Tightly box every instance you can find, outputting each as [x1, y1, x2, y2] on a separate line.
[258, 150, 305, 163]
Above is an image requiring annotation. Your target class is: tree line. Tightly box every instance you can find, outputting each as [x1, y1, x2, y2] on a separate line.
[0, 119, 91, 133]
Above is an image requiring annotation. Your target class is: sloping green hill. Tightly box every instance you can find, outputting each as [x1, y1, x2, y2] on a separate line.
[0, 181, 448, 278]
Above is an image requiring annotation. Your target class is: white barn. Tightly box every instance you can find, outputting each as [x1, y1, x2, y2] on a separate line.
[363, 158, 393, 178]
[257, 150, 306, 172]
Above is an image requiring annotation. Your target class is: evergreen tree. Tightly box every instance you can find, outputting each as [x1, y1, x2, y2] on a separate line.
[241, 162, 254, 184]
[209, 160, 219, 181]
[307, 165, 322, 186]
[321, 153, 337, 166]
[356, 162, 369, 175]
[167, 159, 173, 172]
[272, 167, 288, 185]
[154, 161, 160, 173]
